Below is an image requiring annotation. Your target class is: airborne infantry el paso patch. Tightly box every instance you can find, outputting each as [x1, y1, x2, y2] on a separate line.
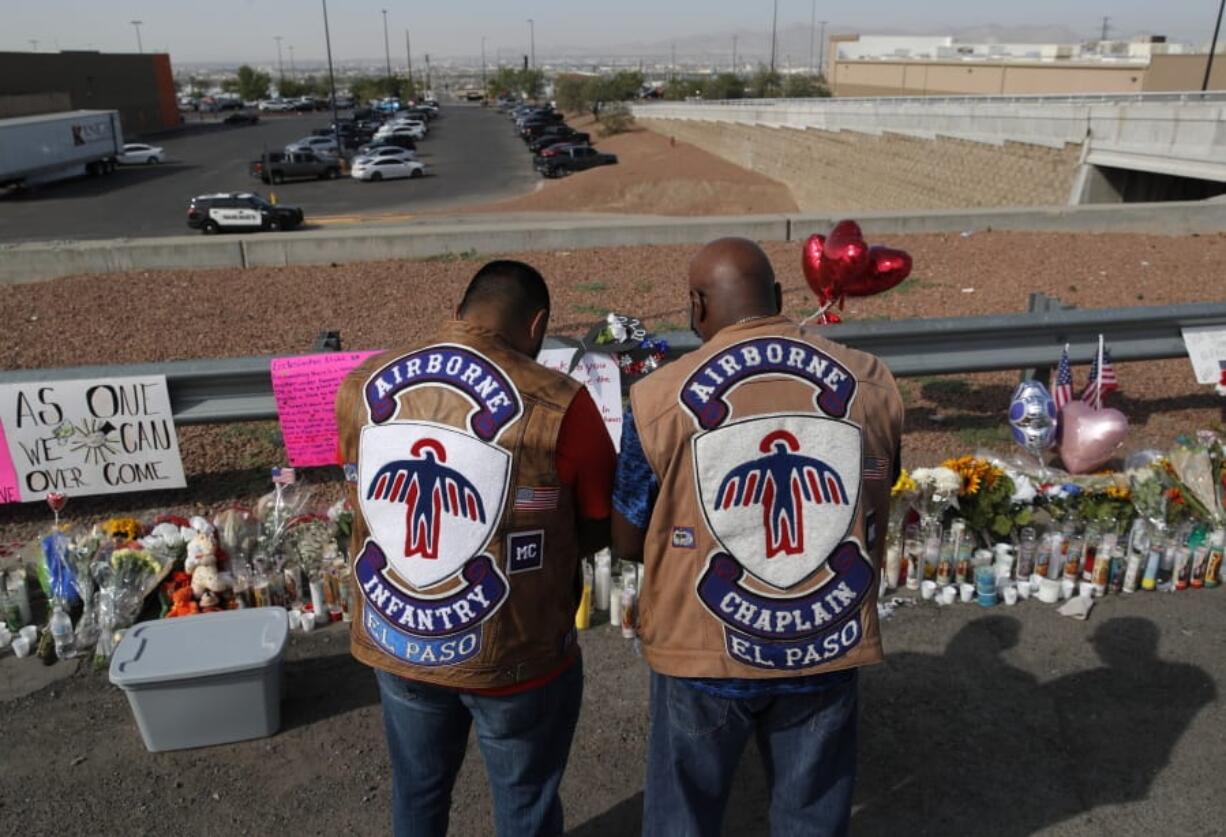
[354, 345, 521, 668]
[682, 337, 875, 672]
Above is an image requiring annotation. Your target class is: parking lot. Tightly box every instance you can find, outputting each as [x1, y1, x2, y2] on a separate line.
[0, 104, 539, 243]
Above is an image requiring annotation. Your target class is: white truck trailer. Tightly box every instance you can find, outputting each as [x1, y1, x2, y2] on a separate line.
[0, 110, 124, 190]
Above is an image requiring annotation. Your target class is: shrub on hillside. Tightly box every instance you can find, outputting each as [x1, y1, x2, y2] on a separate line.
[598, 103, 636, 136]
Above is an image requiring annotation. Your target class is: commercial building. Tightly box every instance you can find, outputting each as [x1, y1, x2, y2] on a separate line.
[827, 35, 1225, 97]
[0, 51, 179, 136]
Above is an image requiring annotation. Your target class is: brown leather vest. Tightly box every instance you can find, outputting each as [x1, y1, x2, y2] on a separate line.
[335, 320, 583, 689]
[629, 316, 903, 679]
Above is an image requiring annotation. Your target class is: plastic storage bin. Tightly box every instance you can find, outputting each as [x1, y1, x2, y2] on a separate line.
[109, 607, 289, 752]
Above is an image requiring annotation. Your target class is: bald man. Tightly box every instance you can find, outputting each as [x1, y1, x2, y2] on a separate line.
[612, 238, 904, 836]
[336, 260, 616, 837]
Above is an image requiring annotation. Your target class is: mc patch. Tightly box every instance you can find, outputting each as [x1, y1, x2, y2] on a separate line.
[507, 530, 545, 574]
[671, 526, 696, 549]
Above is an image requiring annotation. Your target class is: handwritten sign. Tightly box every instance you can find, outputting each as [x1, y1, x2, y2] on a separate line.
[271, 351, 382, 467]
[0, 423, 21, 504]
[537, 348, 624, 451]
[0, 376, 186, 504]
[1181, 327, 1226, 385]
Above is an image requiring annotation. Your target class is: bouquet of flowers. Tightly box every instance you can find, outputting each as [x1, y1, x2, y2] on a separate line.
[1166, 435, 1225, 527]
[327, 498, 355, 560]
[65, 529, 103, 648]
[942, 455, 1030, 544]
[254, 477, 313, 570]
[910, 466, 961, 530]
[889, 470, 919, 542]
[283, 514, 335, 580]
[213, 504, 259, 574]
[100, 517, 144, 543]
[1129, 461, 1171, 533]
[1074, 474, 1135, 534]
[1040, 481, 1083, 522]
[94, 545, 162, 662]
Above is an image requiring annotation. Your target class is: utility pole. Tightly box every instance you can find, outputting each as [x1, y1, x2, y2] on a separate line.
[770, 0, 778, 72]
[809, 0, 816, 74]
[425, 53, 431, 93]
[28, 39, 37, 52]
[405, 29, 413, 98]
[274, 36, 284, 85]
[527, 19, 536, 68]
[671, 41, 676, 81]
[1100, 16, 1110, 42]
[288, 44, 296, 79]
[381, 9, 392, 90]
[321, 0, 341, 163]
[818, 20, 828, 79]
[130, 20, 143, 54]
[481, 36, 487, 91]
[1206, 0, 1226, 91]
[733, 34, 738, 75]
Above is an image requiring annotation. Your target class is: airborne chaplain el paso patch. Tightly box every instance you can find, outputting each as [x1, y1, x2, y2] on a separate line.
[683, 337, 874, 671]
[355, 344, 522, 668]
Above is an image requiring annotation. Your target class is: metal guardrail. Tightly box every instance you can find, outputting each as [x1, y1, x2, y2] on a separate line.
[642, 91, 1226, 109]
[0, 295, 1221, 425]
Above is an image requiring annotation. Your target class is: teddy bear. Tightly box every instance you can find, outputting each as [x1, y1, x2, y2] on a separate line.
[165, 586, 199, 618]
[185, 532, 233, 603]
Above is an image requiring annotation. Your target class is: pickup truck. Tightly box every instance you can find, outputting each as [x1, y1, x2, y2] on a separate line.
[534, 145, 618, 178]
[248, 151, 341, 184]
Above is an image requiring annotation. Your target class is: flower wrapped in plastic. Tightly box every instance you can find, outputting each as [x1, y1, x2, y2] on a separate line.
[888, 469, 918, 542]
[214, 504, 259, 574]
[910, 466, 961, 530]
[1129, 462, 1170, 533]
[283, 514, 335, 581]
[941, 455, 1024, 545]
[1166, 436, 1225, 527]
[93, 545, 162, 662]
[65, 529, 103, 649]
[254, 479, 313, 570]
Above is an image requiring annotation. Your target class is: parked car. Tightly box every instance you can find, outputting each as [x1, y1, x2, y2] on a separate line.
[374, 124, 425, 141]
[186, 192, 303, 234]
[529, 132, 589, 154]
[258, 99, 293, 112]
[116, 143, 164, 165]
[285, 135, 339, 156]
[248, 151, 341, 183]
[223, 111, 260, 126]
[350, 145, 418, 163]
[351, 157, 426, 181]
[358, 135, 416, 153]
[535, 145, 618, 178]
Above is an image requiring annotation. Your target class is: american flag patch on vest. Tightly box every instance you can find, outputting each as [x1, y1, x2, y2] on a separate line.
[863, 456, 890, 482]
[514, 486, 560, 511]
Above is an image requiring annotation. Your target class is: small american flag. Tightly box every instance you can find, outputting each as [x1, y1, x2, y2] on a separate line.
[514, 486, 560, 511]
[1081, 347, 1119, 408]
[863, 456, 890, 482]
[1052, 345, 1074, 412]
[271, 467, 296, 486]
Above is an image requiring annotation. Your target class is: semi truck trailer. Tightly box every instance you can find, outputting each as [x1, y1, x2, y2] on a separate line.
[0, 110, 124, 190]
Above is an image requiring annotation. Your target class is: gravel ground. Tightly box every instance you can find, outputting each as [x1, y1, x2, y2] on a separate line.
[1, 230, 1224, 537]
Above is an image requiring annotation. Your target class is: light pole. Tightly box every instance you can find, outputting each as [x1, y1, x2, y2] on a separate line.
[1206, 0, 1226, 92]
[130, 20, 143, 54]
[274, 36, 284, 85]
[288, 44, 296, 79]
[818, 20, 828, 79]
[381, 9, 393, 92]
[481, 36, 487, 92]
[405, 29, 413, 99]
[808, 0, 816, 74]
[526, 18, 535, 68]
[321, 0, 341, 162]
[732, 34, 738, 75]
[769, 0, 778, 72]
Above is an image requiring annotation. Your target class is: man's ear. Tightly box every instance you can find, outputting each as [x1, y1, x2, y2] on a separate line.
[530, 308, 548, 339]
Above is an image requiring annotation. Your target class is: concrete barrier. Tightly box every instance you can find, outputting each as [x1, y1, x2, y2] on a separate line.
[2, 202, 1224, 285]
[0, 235, 243, 285]
[240, 215, 791, 268]
[788, 201, 1226, 240]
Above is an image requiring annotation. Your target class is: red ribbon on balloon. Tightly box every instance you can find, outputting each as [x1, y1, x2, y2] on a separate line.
[802, 220, 912, 323]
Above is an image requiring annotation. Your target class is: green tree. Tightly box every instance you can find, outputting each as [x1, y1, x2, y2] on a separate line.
[605, 70, 644, 101]
[235, 65, 271, 101]
[486, 66, 545, 100]
[782, 73, 830, 98]
[747, 65, 782, 98]
[279, 76, 332, 98]
[662, 77, 701, 101]
[597, 102, 636, 136]
[703, 73, 746, 100]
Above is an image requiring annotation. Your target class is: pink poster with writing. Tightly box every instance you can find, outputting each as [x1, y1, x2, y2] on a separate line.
[270, 351, 383, 468]
[0, 421, 21, 504]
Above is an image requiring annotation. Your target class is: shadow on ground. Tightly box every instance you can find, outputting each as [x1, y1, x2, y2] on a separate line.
[571, 616, 1214, 836]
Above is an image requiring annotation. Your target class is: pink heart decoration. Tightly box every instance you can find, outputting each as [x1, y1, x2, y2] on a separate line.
[1059, 401, 1129, 474]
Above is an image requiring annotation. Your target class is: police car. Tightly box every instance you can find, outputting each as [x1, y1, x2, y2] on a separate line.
[186, 192, 305, 235]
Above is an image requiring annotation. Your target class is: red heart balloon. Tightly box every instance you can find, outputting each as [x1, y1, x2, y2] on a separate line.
[46, 491, 67, 512]
[842, 245, 912, 297]
[820, 220, 870, 296]
[801, 234, 832, 304]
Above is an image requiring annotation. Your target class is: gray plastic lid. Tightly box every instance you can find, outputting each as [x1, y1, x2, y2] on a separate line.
[109, 607, 289, 688]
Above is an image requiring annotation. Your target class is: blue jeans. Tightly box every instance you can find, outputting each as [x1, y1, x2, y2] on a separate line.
[375, 659, 583, 837]
[643, 669, 858, 837]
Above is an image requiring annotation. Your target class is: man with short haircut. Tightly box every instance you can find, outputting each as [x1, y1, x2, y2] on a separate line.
[336, 260, 615, 837]
[613, 238, 904, 836]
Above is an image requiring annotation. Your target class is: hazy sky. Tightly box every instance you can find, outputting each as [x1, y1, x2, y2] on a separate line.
[1, 0, 1215, 64]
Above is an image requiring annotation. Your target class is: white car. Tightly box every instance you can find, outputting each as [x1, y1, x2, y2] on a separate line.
[351, 157, 426, 181]
[374, 124, 426, 141]
[352, 146, 418, 164]
[285, 136, 338, 155]
[116, 143, 165, 165]
[258, 99, 293, 112]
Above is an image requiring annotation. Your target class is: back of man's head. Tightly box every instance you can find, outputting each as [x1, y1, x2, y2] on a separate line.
[457, 260, 551, 356]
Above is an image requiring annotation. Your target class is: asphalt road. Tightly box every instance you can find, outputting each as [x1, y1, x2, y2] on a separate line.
[0, 104, 540, 243]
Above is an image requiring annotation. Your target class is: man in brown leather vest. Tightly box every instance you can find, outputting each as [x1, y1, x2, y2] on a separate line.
[612, 239, 903, 837]
[336, 260, 616, 837]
